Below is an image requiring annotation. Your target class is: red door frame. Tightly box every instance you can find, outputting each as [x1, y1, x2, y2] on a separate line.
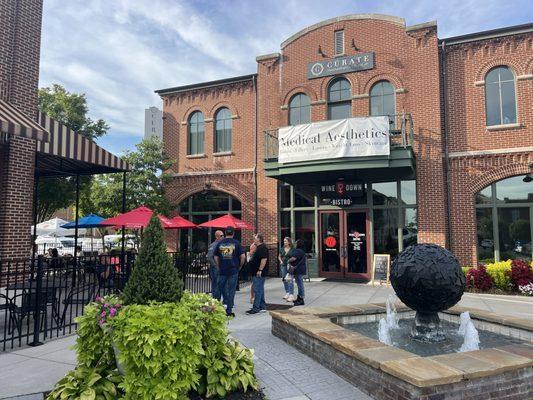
[318, 209, 371, 279]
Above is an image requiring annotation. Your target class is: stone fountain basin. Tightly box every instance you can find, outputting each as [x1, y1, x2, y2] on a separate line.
[270, 304, 533, 400]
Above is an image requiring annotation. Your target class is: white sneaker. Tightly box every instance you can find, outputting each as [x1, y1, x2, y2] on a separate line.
[283, 293, 289, 300]
[287, 295, 296, 302]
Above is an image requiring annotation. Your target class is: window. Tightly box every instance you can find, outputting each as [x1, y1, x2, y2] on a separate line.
[334, 30, 344, 55]
[187, 111, 204, 155]
[327, 77, 351, 120]
[178, 191, 242, 251]
[214, 107, 232, 153]
[475, 175, 533, 262]
[485, 66, 517, 126]
[370, 80, 395, 127]
[289, 93, 311, 126]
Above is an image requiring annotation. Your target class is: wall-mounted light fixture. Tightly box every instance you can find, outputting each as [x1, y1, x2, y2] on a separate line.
[523, 163, 533, 183]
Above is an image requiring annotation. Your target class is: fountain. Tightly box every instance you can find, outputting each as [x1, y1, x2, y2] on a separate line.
[390, 243, 466, 342]
[271, 243, 533, 400]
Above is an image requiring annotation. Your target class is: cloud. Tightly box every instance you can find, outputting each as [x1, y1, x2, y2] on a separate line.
[39, 0, 533, 156]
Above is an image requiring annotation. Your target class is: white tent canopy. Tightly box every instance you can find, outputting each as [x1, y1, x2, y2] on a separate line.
[31, 217, 86, 237]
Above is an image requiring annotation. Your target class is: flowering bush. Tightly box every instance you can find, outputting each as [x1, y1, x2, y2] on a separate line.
[466, 265, 493, 291]
[94, 294, 123, 330]
[508, 259, 533, 288]
[485, 260, 512, 291]
[518, 282, 533, 296]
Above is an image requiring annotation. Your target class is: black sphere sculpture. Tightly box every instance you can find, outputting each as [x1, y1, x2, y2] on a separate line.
[390, 243, 466, 342]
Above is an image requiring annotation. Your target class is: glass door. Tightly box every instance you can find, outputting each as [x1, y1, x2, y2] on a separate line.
[319, 210, 370, 279]
[320, 211, 343, 278]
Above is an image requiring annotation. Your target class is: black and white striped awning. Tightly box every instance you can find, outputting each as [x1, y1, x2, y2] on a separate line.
[0, 99, 48, 142]
[35, 111, 129, 176]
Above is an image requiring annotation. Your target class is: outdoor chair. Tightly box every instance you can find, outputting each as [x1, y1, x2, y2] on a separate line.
[58, 282, 97, 327]
[7, 291, 53, 336]
[0, 293, 18, 336]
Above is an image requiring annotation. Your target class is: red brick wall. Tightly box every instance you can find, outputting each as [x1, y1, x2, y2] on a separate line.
[160, 15, 533, 267]
[443, 33, 533, 265]
[0, 0, 43, 259]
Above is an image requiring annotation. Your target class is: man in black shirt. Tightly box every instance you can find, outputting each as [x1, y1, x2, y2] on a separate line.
[245, 234, 269, 315]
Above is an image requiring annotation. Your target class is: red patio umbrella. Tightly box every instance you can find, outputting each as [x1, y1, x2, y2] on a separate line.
[168, 215, 197, 229]
[198, 214, 254, 230]
[101, 206, 174, 229]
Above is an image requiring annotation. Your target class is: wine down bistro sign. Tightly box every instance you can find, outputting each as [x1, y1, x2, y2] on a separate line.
[307, 53, 374, 79]
[278, 116, 390, 164]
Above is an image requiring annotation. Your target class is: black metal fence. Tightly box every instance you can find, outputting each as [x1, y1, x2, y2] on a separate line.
[0, 251, 228, 352]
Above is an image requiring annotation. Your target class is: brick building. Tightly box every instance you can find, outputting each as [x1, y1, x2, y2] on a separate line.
[157, 14, 533, 278]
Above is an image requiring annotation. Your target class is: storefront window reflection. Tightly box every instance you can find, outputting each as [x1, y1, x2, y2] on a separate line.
[373, 209, 399, 259]
[295, 211, 315, 253]
[294, 185, 315, 208]
[475, 176, 533, 262]
[403, 208, 418, 249]
[373, 182, 398, 206]
[401, 180, 417, 205]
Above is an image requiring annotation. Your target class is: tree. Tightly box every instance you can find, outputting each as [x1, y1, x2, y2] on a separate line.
[38, 84, 109, 140]
[80, 136, 173, 217]
[36, 84, 109, 222]
[122, 216, 183, 305]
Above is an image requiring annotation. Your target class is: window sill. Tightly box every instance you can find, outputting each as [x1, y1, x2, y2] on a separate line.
[213, 151, 233, 157]
[186, 153, 206, 159]
[486, 123, 521, 131]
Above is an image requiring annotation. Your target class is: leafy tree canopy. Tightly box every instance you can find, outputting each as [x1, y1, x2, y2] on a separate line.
[80, 136, 173, 217]
[38, 84, 109, 140]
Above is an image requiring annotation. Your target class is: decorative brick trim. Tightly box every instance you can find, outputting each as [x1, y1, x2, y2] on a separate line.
[185, 153, 206, 159]
[213, 151, 234, 157]
[310, 100, 326, 105]
[169, 168, 254, 177]
[474, 80, 485, 86]
[517, 74, 533, 81]
[352, 93, 369, 99]
[448, 147, 533, 158]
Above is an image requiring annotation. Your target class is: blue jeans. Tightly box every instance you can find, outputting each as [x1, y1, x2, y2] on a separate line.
[217, 272, 238, 314]
[280, 264, 294, 295]
[294, 274, 305, 299]
[252, 276, 266, 312]
[210, 265, 220, 299]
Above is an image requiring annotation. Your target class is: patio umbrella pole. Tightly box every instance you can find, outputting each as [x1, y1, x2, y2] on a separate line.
[121, 172, 126, 271]
[74, 174, 80, 263]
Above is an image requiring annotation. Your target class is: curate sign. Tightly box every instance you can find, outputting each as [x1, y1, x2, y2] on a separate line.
[307, 53, 374, 79]
[278, 116, 390, 164]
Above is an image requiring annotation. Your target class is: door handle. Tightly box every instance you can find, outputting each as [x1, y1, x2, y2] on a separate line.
[340, 246, 347, 258]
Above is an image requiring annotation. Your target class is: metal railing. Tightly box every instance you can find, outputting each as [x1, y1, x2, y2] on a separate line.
[264, 113, 415, 161]
[1, 250, 252, 352]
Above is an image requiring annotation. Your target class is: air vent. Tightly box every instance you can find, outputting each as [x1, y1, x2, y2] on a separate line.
[334, 30, 344, 56]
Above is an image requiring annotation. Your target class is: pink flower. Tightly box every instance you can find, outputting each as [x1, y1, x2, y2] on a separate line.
[98, 319, 104, 326]
[95, 296, 102, 302]
[115, 304, 121, 308]
[100, 311, 107, 318]
[109, 308, 117, 316]
[104, 303, 110, 308]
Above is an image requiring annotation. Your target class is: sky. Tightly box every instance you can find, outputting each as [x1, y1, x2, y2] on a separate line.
[39, 0, 533, 156]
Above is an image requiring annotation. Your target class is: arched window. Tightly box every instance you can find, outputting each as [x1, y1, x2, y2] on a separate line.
[289, 93, 311, 126]
[187, 111, 204, 155]
[178, 191, 242, 252]
[485, 66, 517, 126]
[370, 80, 395, 127]
[475, 175, 532, 262]
[214, 108, 232, 153]
[327, 77, 351, 120]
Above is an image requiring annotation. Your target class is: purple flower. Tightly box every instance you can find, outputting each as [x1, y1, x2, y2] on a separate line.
[99, 319, 105, 327]
[109, 308, 117, 316]
[104, 303, 110, 308]
[95, 296, 102, 302]
[100, 311, 107, 318]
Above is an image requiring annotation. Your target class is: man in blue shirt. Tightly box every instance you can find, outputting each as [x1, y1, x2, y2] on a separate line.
[214, 226, 245, 317]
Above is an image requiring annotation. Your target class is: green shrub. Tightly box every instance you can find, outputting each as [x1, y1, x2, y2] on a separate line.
[485, 260, 512, 291]
[74, 301, 115, 369]
[122, 215, 183, 305]
[461, 266, 472, 276]
[180, 292, 258, 398]
[111, 302, 204, 400]
[47, 365, 123, 400]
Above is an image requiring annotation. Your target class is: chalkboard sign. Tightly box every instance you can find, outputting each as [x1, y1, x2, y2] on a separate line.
[372, 254, 390, 285]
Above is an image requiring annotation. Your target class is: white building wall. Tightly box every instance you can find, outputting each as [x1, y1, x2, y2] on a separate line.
[144, 106, 163, 140]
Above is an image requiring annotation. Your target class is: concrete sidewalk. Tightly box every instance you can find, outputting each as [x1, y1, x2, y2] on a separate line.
[1, 280, 532, 399]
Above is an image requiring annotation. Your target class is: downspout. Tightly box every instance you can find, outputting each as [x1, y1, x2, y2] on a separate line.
[441, 40, 453, 250]
[253, 75, 259, 232]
